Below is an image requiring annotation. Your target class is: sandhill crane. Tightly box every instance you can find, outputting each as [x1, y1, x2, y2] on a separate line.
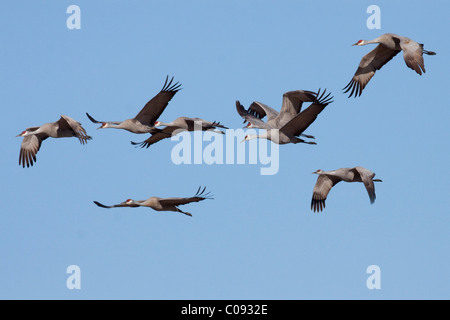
[86, 76, 181, 134]
[242, 89, 333, 145]
[344, 33, 436, 98]
[93, 186, 213, 217]
[236, 89, 317, 139]
[131, 117, 228, 148]
[16, 115, 92, 168]
[311, 167, 382, 212]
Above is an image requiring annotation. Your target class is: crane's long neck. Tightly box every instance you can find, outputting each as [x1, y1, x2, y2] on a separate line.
[105, 123, 123, 129]
[251, 132, 271, 141]
[157, 121, 173, 127]
[28, 128, 43, 135]
[23, 126, 45, 137]
[366, 39, 380, 45]
[363, 36, 385, 46]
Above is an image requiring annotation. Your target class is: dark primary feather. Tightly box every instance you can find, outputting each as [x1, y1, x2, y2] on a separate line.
[131, 119, 226, 149]
[280, 90, 317, 116]
[93, 201, 114, 209]
[131, 127, 178, 148]
[209, 121, 228, 130]
[281, 89, 333, 137]
[311, 175, 342, 213]
[93, 201, 139, 208]
[57, 115, 92, 144]
[183, 119, 228, 131]
[236, 101, 271, 127]
[86, 113, 101, 124]
[85, 113, 122, 125]
[247, 101, 278, 121]
[19, 128, 48, 168]
[344, 45, 401, 98]
[159, 186, 214, 207]
[134, 76, 182, 126]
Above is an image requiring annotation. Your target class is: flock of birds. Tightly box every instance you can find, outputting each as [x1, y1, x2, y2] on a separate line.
[16, 34, 436, 215]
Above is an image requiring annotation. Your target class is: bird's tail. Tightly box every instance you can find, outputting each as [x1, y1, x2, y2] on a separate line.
[422, 46, 436, 55]
[373, 179, 383, 182]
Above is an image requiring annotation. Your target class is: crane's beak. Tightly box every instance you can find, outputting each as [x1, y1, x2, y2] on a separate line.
[352, 42, 359, 46]
[15, 134, 23, 137]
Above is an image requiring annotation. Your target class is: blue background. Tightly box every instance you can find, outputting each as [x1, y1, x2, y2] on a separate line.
[1, 1, 448, 299]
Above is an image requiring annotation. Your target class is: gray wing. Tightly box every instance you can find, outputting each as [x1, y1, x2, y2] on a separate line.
[58, 115, 92, 144]
[93, 201, 139, 209]
[280, 89, 333, 137]
[311, 175, 342, 212]
[134, 76, 182, 126]
[400, 39, 425, 75]
[19, 127, 48, 168]
[159, 187, 213, 207]
[344, 44, 401, 98]
[85, 113, 122, 125]
[236, 101, 272, 129]
[131, 126, 178, 148]
[247, 101, 279, 121]
[280, 90, 317, 117]
[354, 167, 377, 204]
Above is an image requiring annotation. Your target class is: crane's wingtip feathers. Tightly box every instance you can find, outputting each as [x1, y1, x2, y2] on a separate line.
[93, 201, 110, 208]
[194, 186, 214, 200]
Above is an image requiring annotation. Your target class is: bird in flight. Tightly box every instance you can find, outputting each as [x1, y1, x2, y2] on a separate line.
[86, 76, 181, 135]
[344, 33, 436, 98]
[236, 89, 317, 139]
[131, 117, 228, 149]
[241, 89, 333, 145]
[311, 166, 382, 212]
[16, 115, 92, 168]
[93, 186, 213, 217]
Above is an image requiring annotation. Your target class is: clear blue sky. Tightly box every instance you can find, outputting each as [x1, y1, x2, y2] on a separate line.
[1, 0, 449, 299]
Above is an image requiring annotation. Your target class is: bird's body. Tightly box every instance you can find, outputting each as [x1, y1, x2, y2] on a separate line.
[242, 89, 333, 145]
[344, 33, 436, 97]
[17, 115, 92, 168]
[86, 76, 181, 134]
[157, 117, 228, 132]
[131, 117, 228, 149]
[236, 89, 317, 139]
[93, 187, 213, 217]
[311, 167, 382, 212]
